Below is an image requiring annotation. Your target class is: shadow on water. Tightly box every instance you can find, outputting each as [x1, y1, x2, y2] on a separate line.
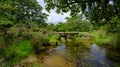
[43, 43, 120, 67]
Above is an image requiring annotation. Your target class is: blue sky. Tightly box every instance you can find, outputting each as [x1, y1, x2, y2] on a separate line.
[37, 0, 70, 24]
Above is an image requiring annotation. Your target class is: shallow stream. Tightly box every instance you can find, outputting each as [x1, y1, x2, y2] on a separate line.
[43, 43, 120, 67]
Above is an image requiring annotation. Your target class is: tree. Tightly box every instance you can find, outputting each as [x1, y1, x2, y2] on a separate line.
[54, 15, 92, 32]
[0, 0, 48, 26]
[44, 0, 120, 25]
[0, 0, 16, 21]
[14, 0, 48, 26]
[0, 0, 15, 28]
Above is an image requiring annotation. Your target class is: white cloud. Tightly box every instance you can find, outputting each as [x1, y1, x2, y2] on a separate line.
[37, 0, 70, 24]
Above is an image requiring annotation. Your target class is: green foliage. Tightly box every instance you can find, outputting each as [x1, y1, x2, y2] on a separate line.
[13, 0, 48, 25]
[107, 16, 120, 33]
[0, 1, 16, 22]
[0, 18, 13, 28]
[66, 32, 93, 50]
[5, 24, 30, 45]
[0, 0, 47, 26]
[55, 22, 65, 32]
[31, 32, 49, 54]
[49, 34, 60, 45]
[90, 30, 111, 45]
[45, 0, 120, 51]
[45, 0, 120, 25]
[54, 15, 92, 32]
[46, 23, 56, 31]
[1, 40, 33, 65]
[91, 16, 120, 49]
[110, 33, 120, 49]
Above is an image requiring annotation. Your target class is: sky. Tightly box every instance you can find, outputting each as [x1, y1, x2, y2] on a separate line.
[37, 0, 70, 24]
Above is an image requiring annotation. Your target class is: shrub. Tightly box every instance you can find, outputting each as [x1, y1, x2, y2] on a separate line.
[8, 24, 32, 40]
[31, 32, 49, 54]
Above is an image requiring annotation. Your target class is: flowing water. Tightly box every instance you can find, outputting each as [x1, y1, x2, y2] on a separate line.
[43, 43, 120, 67]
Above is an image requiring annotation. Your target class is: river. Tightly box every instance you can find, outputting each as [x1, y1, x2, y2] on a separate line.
[43, 43, 120, 67]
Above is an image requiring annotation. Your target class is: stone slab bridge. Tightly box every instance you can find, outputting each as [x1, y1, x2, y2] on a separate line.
[53, 32, 80, 39]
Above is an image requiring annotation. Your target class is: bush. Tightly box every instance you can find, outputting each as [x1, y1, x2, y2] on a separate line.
[8, 24, 32, 40]
[31, 32, 49, 54]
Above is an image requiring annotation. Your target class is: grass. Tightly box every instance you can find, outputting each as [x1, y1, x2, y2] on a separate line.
[1, 40, 33, 66]
[90, 30, 111, 45]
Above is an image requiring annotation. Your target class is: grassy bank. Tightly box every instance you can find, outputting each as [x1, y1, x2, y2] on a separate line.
[90, 30, 111, 45]
[0, 24, 51, 66]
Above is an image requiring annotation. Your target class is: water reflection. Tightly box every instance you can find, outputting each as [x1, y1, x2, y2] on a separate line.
[89, 44, 106, 60]
[44, 43, 120, 67]
[55, 43, 66, 51]
[77, 44, 114, 67]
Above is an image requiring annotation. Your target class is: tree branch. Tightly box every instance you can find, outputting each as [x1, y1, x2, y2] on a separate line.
[105, 9, 120, 22]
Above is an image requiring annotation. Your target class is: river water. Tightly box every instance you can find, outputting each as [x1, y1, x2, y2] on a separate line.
[43, 43, 120, 67]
